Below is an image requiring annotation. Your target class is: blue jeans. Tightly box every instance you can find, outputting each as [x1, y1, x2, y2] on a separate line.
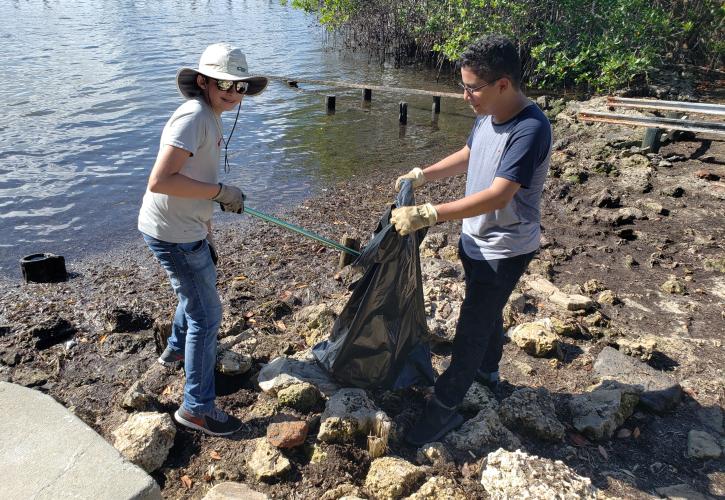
[142, 233, 221, 415]
[434, 240, 535, 408]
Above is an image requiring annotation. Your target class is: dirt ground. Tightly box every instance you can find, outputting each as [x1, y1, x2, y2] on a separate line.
[1, 96, 723, 499]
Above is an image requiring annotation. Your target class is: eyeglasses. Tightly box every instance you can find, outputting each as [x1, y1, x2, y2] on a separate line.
[212, 78, 249, 94]
[458, 80, 492, 95]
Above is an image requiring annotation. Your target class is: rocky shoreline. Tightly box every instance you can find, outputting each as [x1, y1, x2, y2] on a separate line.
[1, 97, 723, 499]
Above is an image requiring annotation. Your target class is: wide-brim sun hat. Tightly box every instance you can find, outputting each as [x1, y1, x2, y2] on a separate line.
[176, 43, 268, 99]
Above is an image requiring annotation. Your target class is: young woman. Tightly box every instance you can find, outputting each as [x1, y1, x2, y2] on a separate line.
[138, 43, 267, 436]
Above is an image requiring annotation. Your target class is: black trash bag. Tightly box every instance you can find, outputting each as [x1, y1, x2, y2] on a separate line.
[312, 180, 435, 390]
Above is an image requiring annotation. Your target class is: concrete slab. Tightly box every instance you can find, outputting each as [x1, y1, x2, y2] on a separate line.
[0, 382, 160, 500]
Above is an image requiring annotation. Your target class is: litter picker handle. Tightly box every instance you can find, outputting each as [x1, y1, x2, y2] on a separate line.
[243, 206, 362, 258]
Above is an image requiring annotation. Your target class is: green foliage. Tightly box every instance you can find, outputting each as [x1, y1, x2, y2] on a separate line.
[289, 0, 724, 92]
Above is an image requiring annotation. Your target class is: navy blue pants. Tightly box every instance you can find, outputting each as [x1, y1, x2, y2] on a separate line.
[434, 241, 535, 408]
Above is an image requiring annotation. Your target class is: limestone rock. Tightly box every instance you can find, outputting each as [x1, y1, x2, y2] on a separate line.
[420, 258, 461, 280]
[593, 346, 682, 413]
[258, 356, 339, 396]
[112, 412, 176, 473]
[655, 483, 713, 500]
[480, 448, 598, 499]
[510, 320, 563, 359]
[420, 233, 448, 256]
[618, 155, 653, 193]
[613, 336, 658, 362]
[415, 441, 454, 466]
[364, 457, 424, 500]
[439, 245, 459, 262]
[276, 382, 322, 412]
[247, 437, 291, 481]
[423, 280, 464, 342]
[216, 349, 253, 375]
[202, 482, 268, 500]
[318, 388, 390, 443]
[295, 303, 337, 347]
[321, 484, 362, 500]
[498, 387, 565, 441]
[549, 291, 594, 311]
[405, 476, 467, 500]
[460, 381, 498, 412]
[570, 380, 640, 441]
[120, 380, 158, 412]
[661, 275, 686, 294]
[597, 289, 619, 305]
[445, 406, 521, 456]
[687, 430, 722, 459]
[550, 316, 581, 337]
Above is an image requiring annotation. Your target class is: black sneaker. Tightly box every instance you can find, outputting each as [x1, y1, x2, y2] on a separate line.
[174, 406, 243, 436]
[405, 395, 464, 447]
[474, 370, 500, 390]
[157, 345, 184, 367]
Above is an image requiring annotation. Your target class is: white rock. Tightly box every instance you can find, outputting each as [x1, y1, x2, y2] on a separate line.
[318, 388, 390, 443]
[480, 448, 598, 499]
[364, 456, 424, 500]
[202, 481, 268, 500]
[687, 430, 722, 459]
[247, 437, 291, 481]
[216, 349, 253, 375]
[445, 406, 520, 456]
[112, 412, 176, 473]
[510, 320, 563, 358]
[405, 476, 467, 499]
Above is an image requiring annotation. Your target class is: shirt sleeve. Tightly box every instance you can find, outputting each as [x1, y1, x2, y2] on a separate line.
[496, 117, 551, 188]
[466, 116, 485, 148]
[162, 106, 207, 157]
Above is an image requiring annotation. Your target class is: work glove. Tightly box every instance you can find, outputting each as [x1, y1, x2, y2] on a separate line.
[211, 183, 245, 214]
[390, 203, 438, 236]
[395, 167, 427, 191]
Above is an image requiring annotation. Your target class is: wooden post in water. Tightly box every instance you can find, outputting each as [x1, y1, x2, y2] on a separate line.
[362, 88, 372, 102]
[432, 96, 441, 114]
[399, 102, 408, 125]
[326, 95, 336, 114]
[338, 234, 361, 270]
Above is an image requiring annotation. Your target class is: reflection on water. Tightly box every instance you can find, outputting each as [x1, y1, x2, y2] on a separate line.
[0, 0, 475, 276]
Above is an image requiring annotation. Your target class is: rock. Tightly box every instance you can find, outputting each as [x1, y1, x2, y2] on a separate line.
[697, 406, 724, 435]
[510, 320, 563, 359]
[439, 245, 459, 262]
[636, 198, 668, 216]
[591, 188, 621, 208]
[11, 367, 50, 387]
[420, 233, 447, 256]
[247, 437, 291, 481]
[321, 484, 362, 500]
[405, 476, 467, 499]
[570, 380, 640, 441]
[498, 387, 565, 441]
[258, 356, 339, 396]
[295, 303, 337, 347]
[318, 388, 390, 443]
[618, 155, 653, 193]
[597, 289, 619, 305]
[112, 412, 176, 473]
[216, 349, 253, 375]
[549, 291, 594, 311]
[550, 316, 581, 337]
[655, 483, 712, 500]
[461, 381, 497, 412]
[613, 336, 658, 362]
[310, 443, 327, 464]
[364, 456, 424, 500]
[28, 317, 76, 350]
[202, 482, 268, 500]
[480, 448, 598, 499]
[445, 406, 521, 456]
[593, 346, 682, 413]
[661, 275, 686, 294]
[687, 430, 722, 459]
[703, 258, 725, 273]
[583, 279, 605, 294]
[276, 382, 322, 412]
[421, 258, 460, 280]
[267, 419, 309, 448]
[415, 441, 454, 466]
[120, 380, 158, 411]
[624, 255, 639, 268]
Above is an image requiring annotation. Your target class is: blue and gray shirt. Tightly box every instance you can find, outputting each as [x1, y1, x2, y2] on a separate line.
[461, 103, 552, 260]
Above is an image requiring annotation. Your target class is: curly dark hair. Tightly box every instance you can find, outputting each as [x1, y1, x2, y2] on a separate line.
[460, 35, 521, 88]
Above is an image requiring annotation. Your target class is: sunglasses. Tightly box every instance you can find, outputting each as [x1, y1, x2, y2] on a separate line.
[209, 78, 249, 94]
[458, 80, 492, 95]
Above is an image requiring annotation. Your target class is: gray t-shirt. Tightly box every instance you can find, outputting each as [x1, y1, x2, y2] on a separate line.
[138, 98, 223, 243]
[461, 103, 552, 260]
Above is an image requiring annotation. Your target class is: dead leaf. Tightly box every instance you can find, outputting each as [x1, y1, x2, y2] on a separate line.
[598, 445, 609, 460]
[233, 275, 247, 281]
[248, 318, 257, 325]
[275, 321, 287, 332]
[568, 431, 590, 447]
[180, 475, 192, 489]
[616, 428, 632, 439]
[98, 334, 108, 344]
[243, 311, 254, 319]
[633, 427, 641, 439]
[210, 450, 222, 460]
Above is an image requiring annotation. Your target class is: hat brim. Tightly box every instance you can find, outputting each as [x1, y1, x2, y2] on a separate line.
[176, 68, 268, 99]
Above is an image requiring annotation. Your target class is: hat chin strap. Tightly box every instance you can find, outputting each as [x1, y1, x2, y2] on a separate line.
[223, 102, 242, 174]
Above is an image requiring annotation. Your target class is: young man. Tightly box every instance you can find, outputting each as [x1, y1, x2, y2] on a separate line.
[390, 35, 552, 446]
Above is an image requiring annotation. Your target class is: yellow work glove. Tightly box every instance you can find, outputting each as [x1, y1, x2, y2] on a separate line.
[395, 167, 427, 191]
[390, 203, 438, 236]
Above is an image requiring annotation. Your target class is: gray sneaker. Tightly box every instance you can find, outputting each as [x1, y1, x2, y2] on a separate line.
[174, 406, 243, 436]
[157, 345, 184, 366]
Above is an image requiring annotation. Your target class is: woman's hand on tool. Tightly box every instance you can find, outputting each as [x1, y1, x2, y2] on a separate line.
[395, 167, 427, 191]
[390, 203, 438, 236]
[211, 183, 245, 213]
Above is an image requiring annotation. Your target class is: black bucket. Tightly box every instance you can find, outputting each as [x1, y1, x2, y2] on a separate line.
[20, 253, 67, 283]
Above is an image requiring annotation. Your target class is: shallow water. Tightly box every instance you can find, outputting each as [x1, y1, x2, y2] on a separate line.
[0, 0, 475, 277]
